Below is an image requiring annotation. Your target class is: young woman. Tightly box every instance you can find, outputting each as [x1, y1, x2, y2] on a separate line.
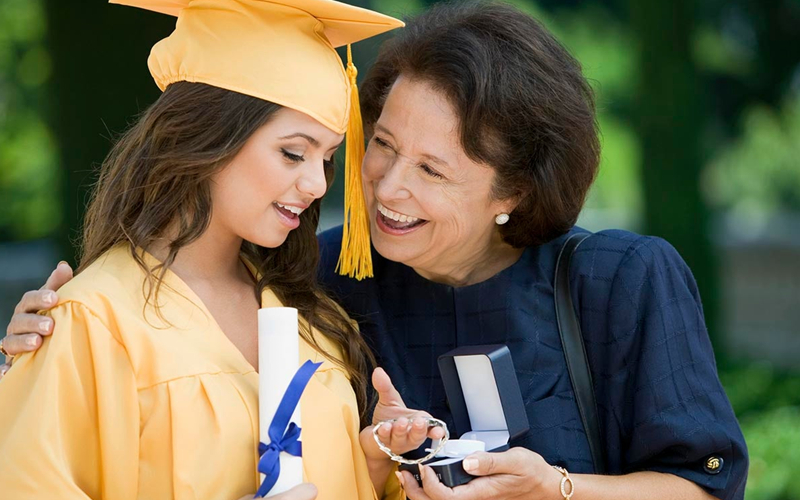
[0, 1, 436, 499]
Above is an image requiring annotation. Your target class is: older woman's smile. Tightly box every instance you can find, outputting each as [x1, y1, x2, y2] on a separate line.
[376, 201, 428, 234]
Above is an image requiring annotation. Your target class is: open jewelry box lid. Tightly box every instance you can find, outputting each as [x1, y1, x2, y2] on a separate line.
[437, 344, 529, 448]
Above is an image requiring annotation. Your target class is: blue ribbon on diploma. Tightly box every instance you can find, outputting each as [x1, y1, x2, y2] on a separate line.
[255, 359, 322, 498]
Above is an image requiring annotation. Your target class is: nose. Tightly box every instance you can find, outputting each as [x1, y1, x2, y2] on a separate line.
[373, 157, 412, 203]
[297, 159, 328, 200]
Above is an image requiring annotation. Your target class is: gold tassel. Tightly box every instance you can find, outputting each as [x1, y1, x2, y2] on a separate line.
[336, 45, 373, 280]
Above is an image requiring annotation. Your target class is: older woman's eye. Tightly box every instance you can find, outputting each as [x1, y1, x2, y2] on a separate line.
[281, 149, 305, 163]
[373, 136, 392, 150]
[420, 163, 444, 179]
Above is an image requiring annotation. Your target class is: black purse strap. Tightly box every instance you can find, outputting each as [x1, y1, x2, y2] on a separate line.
[554, 232, 607, 474]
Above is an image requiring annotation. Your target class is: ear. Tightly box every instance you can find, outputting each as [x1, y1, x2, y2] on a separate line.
[490, 192, 522, 218]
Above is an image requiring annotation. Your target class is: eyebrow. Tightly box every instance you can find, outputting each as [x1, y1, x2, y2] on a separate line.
[374, 124, 450, 168]
[280, 133, 342, 153]
[279, 133, 319, 147]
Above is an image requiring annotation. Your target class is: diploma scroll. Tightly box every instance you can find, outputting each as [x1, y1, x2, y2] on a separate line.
[257, 307, 318, 497]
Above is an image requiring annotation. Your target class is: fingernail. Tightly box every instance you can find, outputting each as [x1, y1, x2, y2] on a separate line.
[40, 319, 51, 332]
[58, 260, 68, 267]
[418, 463, 425, 480]
[43, 291, 55, 305]
[395, 471, 404, 489]
[463, 458, 478, 472]
[27, 336, 39, 347]
[0, 366, 8, 378]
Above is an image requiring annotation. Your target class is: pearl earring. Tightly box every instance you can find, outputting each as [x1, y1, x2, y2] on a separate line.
[495, 213, 510, 225]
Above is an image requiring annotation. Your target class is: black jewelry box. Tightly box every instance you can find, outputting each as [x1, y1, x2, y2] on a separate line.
[399, 345, 529, 487]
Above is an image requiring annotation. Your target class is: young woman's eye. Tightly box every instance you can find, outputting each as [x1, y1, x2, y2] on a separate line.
[420, 163, 443, 179]
[281, 149, 305, 163]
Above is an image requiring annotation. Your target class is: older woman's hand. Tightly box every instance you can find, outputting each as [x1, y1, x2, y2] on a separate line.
[398, 447, 563, 500]
[1, 262, 73, 378]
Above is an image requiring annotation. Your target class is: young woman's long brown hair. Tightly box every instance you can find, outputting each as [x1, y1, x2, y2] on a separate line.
[80, 81, 375, 425]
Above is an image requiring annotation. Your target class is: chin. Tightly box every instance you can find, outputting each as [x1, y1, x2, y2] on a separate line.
[370, 231, 416, 265]
[244, 230, 290, 249]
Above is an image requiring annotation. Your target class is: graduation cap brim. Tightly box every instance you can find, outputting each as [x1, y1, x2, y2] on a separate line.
[110, 0, 404, 47]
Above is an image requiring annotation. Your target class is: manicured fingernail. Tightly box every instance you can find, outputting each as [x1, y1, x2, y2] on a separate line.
[40, 319, 51, 332]
[395, 471, 404, 489]
[27, 336, 39, 347]
[58, 260, 68, 267]
[463, 458, 478, 472]
[43, 291, 55, 305]
[418, 463, 425, 480]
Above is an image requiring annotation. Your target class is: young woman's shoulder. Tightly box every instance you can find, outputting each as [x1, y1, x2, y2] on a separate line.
[49, 245, 151, 342]
[57, 245, 139, 301]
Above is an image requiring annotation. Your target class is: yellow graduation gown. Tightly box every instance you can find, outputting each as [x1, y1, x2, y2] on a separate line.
[0, 245, 401, 500]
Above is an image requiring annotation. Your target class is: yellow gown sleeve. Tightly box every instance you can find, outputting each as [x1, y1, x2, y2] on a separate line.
[380, 463, 405, 500]
[0, 301, 140, 500]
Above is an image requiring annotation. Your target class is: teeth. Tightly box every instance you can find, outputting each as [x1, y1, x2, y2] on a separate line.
[377, 203, 419, 223]
[276, 202, 304, 215]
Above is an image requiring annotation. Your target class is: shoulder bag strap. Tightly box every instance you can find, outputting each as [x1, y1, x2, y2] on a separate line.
[554, 232, 607, 474]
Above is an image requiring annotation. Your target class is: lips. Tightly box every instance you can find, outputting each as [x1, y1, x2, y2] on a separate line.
[377, 202, 419, 224]
[273, 202, 301, 229]
[375, 202, 427, 234]
[275, 201, 306, 215]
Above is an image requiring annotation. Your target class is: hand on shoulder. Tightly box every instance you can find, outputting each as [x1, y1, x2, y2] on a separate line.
[1, 261, 73, 378]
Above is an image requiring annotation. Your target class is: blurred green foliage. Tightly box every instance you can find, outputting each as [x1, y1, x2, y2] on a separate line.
[705, 96, 800, 215]
[552, 6, 643, 225]
[0, 0, 59, 241]
[721, 363, 800, 499]
[741, 406, 800, 500]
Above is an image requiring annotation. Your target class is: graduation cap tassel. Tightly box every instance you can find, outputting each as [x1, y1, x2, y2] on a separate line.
[336, 45, 373, 280]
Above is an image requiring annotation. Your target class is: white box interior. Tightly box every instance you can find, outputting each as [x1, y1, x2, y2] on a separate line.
[452, 354, 510, 445]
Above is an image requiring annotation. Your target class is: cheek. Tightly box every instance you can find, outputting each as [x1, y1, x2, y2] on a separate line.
[427, 188, 492, 242]
[362, 146, 390, 183]
[213, 161, 281, 219]
[433, 200, 472, 239]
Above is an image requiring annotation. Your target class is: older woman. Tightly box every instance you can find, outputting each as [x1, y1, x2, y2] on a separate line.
[3, 2, 746, 500]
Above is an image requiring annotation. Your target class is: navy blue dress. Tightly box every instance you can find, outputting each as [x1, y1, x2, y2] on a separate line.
[318, 226, 748, 500]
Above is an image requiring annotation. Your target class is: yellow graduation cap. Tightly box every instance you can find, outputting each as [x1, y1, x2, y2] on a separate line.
[110, 0, 404, 280]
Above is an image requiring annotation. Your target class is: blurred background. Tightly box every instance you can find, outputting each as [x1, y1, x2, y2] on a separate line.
[1, 0, 799, 497]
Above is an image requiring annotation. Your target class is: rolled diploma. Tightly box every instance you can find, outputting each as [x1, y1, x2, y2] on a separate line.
[258, 307, 304, 496]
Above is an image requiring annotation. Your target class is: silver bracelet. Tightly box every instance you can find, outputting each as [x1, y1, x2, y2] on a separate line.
[372, 417, 450, 465]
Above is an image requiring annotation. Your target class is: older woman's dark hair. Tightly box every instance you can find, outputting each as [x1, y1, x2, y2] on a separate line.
[361, 0, 600, 247]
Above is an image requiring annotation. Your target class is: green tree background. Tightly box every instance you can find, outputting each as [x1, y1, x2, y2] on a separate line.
[1, 0, 799, 497]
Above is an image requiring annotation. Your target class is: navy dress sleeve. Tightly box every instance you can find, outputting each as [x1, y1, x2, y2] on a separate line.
[578, 232, 748, 500]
